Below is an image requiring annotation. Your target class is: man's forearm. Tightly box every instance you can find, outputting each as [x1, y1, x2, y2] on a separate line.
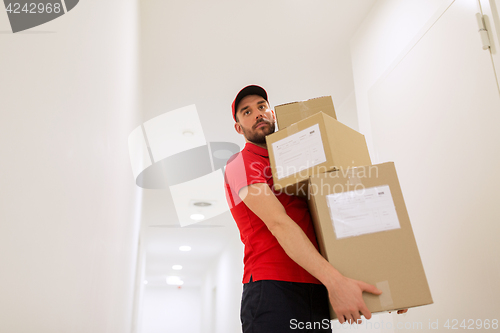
[268, 213, 342, 288]
[240, 183, 340, 287]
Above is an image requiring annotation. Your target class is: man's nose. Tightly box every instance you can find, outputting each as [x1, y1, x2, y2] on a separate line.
[255, 110, 265, 118]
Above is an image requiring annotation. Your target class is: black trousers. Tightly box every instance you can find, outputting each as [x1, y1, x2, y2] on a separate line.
[241, 278, 332, 333]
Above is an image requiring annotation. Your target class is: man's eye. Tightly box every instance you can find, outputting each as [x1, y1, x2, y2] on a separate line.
[244, 110, 250, 115]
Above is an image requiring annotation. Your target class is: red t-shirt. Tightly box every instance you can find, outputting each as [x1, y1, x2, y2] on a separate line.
[224, 142, 321, 284]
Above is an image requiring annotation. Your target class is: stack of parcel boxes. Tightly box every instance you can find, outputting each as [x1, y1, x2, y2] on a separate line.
[265, 96, 432, 319]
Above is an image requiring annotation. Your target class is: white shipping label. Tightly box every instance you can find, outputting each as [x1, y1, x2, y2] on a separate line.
[272, 124, 327, 179]
[326, 185, 400, 239]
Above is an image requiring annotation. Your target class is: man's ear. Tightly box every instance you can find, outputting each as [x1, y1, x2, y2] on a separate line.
[234, 122, 243, 134]
[271, 109, 276, 121]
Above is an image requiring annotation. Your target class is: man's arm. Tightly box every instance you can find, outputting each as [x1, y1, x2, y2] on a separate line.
[239, 183, 382, 324]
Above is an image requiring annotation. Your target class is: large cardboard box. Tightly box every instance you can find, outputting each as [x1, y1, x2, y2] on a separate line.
[275, 96, 336, 130]
[307, 162, 433, 318]
[266, 112, 371, 195]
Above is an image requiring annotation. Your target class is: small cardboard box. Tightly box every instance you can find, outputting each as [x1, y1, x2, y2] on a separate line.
[307, 162, 433, 318]
[266, 112, 371, 195]
[275, 96, 336, 130]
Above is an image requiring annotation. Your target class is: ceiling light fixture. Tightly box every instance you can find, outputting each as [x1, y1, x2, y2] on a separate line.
[190, 213, 205, 221]
[166, 276, 184, 286]
[179, 245, 191, 252]
[193, 201, 212, 207]
[172, 265, 183, 270]
[182, 130, 194, 136]
[213, 149, 234, 159]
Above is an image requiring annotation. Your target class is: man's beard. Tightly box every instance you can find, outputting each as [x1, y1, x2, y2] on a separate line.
[241, 119, 276, 145]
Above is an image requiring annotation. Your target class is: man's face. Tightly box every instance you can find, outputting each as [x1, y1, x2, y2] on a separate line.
[234, 94, 276, 145]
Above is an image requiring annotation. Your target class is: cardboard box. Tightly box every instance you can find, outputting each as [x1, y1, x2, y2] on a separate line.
[307, 162, 433, 318]
[275, 96, 336, 130]
[266, 112, 371, 195]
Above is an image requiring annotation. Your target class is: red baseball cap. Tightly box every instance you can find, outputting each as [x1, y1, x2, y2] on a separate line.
[231, 85, 268, 122]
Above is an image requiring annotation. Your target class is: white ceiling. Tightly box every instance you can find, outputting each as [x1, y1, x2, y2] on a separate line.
[138, 0, 377, 287]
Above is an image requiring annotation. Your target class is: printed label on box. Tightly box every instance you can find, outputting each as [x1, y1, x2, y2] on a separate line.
[326, 185, 400, 239]
[272, 124, 327, 179]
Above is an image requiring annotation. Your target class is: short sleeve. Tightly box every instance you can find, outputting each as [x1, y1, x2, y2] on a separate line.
[224, 151, 267, 207]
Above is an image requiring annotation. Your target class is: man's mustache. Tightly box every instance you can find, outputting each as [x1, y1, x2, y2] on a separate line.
[253, 119, 272, 129]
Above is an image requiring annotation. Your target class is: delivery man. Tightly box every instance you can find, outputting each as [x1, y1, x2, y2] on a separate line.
[224, 85, 406, 332]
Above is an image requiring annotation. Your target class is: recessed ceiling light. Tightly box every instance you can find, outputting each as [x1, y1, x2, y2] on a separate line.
[179, 245, 191, 251]
[190, 213, 205, 221]
[143, 280, 148, 285]
[213, 149, 234, 159]
[182, 130, 194, 136]
[193, 201, 212, 207]
[166, 276, 184, 286]
[172, 265, 183, 270]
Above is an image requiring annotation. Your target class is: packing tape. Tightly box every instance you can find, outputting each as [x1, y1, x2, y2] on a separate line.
[287, 122, 299, 135]
[376, 281, 394, 309]
[345, 168, 362, 186]
[298, 103, 311, 119]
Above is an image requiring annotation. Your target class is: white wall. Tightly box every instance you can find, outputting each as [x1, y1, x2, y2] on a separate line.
[0, 1, 142, 332]
[141, 286, 201, 333]
[351, 0, 500, 331]
[132, 237, 147, 333]
[351, 0, 453, 157]
[201, 236, 244, 333]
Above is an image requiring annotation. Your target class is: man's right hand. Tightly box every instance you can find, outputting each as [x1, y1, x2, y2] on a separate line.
[326, 273, 382, 324]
